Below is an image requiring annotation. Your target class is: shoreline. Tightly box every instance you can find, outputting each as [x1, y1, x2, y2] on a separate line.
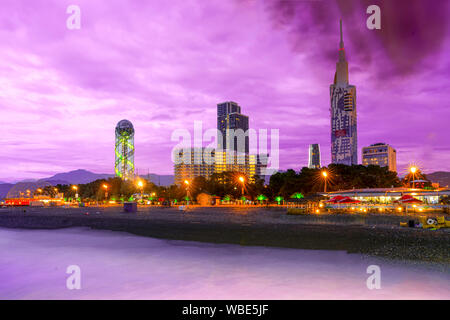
[0, 206, 449, 264]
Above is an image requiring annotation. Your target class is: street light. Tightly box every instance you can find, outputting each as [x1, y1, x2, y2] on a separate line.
[72, 185, 78, 200]
[102, 184, 108, 200]
[410, 166, 417, 188]
[322, 170, 328, 193]
[137, 180, 144, 202]
[238, 176, 245, 198]
[184, 180, 190, 205]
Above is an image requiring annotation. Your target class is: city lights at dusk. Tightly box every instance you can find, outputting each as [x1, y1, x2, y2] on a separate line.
[0, 0, 449, 308]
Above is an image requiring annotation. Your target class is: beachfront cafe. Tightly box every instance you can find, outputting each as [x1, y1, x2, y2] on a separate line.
[322, 187, 450, 213]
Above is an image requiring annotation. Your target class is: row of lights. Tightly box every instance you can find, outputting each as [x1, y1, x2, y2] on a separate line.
[319, 165, 419, 194]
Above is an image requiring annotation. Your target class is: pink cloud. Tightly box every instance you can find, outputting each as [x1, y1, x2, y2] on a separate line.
[0, 0, 449, 181]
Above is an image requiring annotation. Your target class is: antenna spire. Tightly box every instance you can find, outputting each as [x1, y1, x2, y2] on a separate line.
[339, 19, 344, 49]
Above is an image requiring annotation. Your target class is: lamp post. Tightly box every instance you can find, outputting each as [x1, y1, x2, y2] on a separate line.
[184, 180, 190, 205]
[72, 186, 78, 201]
[410, 166, 417, 188]
[102, 184, 108, 200]
[137, 180, 144, 202]
[322, 170, 328, 193]
[238, 176, 245, 198]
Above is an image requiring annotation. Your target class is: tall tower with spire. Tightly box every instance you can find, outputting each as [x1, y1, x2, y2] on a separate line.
[330, 19, 357, 166]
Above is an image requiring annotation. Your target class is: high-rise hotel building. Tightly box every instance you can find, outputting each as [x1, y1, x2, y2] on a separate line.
[173, 147, 215, 185]
[217, 101, 249, 154]
[362, 143, 397, 172]
[330, 20, 357, 166]
[174, 102, 261, 185]
[216, 101, 261, 182]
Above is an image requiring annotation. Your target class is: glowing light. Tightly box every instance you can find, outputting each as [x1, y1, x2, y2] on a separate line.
[72, 186, 78, 191]
[410, 166, 417, 174]
[315, 209, 319, 213]
[137, 180, 144, 188]
[239, 176, 245, 183]
[103, 184, 108, 190]
[322, 171, 328, 178]
[257, 194, 267, 201]
[184, 180, 189, 185]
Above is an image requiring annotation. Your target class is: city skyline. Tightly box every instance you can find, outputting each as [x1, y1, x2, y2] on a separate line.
[1, 0, 449, 182]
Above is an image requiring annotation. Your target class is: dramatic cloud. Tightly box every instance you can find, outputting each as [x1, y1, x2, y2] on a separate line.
[0, 0, 449, 181]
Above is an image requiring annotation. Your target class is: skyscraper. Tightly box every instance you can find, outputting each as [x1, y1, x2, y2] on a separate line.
[115, 119, 135, 180]
[216, 101, 259, 182]
[217, 101, 249, 154]
[362, 143, 397, 172]
[330, 20, 357, 166]
[308, 144, 321, 169]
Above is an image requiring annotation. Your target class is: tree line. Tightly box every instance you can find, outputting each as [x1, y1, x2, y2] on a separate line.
[44, 164, 428, 202]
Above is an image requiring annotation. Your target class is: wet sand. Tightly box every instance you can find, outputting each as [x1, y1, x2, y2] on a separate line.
[0, 206, 449, 264]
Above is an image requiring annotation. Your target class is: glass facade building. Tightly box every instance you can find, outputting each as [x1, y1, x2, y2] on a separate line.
[308, 144, 321, 169]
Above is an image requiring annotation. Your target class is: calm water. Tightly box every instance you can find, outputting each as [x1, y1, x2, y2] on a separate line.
[0, 227, 448, 299]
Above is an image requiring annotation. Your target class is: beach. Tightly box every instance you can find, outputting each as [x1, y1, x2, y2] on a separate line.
[0, 206, 449, 264]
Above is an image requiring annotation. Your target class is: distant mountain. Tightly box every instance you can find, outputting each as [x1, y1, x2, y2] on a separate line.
[426, 171, 450, 187]
[40, 169, 175, 186]
[0, 183, 14, 200]
[41, 169, 113, 185]
[6, 181, 52, 199]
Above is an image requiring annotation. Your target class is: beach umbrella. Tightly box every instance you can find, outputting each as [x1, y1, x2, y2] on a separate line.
[326, 195, 346, 203]
[337, 196, 361, 203]
[395, 195, 422, 204]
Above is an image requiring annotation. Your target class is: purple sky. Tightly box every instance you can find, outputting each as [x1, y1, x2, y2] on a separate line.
[0, 0, 449, 182]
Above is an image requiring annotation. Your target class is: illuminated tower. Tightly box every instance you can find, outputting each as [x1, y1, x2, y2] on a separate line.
[330, 20, 357, 165]
[115, 119, 135, 180]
